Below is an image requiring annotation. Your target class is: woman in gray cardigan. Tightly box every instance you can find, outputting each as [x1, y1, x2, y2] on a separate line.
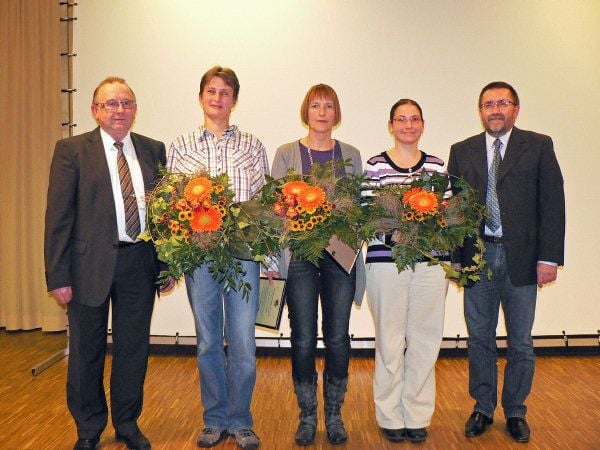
[271, 84, 364, 446]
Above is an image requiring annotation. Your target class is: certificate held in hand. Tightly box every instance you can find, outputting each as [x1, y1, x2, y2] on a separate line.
[325, 234, 361, 274]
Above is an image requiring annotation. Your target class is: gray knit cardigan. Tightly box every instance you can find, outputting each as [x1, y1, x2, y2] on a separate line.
[270, 140, 366, 305]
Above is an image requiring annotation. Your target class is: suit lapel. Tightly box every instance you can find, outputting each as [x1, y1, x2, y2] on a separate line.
[498, 127, 526, 184]
[87, 127, 118, 225]
[469, 133, 489, 188]
[131, 133, 155, 191]
[87, 128, 114, 195]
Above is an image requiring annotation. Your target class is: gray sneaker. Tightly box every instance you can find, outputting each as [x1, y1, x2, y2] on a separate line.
[196, 427, 226, 448]
[232, 429, 260, 449]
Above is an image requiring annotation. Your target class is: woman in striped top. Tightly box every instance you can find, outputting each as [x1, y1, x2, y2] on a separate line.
[362, 99, 449, 444]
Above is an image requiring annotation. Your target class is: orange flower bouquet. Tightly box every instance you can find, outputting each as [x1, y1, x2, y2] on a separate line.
[141, 168, 270, 297]
[364, 171, 488, 286]
[256, 161, 369, 265]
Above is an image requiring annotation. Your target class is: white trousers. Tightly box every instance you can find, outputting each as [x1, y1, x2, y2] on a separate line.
[366, 262, 448, 429]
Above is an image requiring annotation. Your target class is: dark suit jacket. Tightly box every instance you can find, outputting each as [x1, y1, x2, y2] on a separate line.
[44, 127, 166, 306]
[448, 127, 565, 287]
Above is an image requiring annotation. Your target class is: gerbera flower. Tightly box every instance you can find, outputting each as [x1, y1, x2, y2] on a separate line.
[402, 187, 422, 205]
[190, 207, 222, 232]
[184, 177, 213, 203]
[405, 190, 438, 214]
[282, 180, 309, 197]
[297, 186, 326, 213]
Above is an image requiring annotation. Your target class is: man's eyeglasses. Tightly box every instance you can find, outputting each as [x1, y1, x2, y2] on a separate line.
[479, 100, 515, 110]
[94, 99, 137, 111]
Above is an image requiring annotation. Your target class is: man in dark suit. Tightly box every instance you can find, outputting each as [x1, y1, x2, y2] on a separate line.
[448, 81, 565, 444]
[45, 77, 172, 450]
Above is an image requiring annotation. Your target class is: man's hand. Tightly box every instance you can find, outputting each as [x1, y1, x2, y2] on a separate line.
[537, 263, 558, 288]
[159, 275, 176, 294]
[51, 286, 73, 304]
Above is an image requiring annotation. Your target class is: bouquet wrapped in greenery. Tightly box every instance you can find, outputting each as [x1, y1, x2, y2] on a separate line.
[141, 167, 280, 298]
[364, 171, 489, 286]
[256, 160, 369, 266]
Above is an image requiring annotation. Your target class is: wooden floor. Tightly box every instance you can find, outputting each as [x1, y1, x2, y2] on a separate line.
[1, 330, 599, 450]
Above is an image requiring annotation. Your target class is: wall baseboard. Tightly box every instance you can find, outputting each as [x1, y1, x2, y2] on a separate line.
[135, 334, 600, 358]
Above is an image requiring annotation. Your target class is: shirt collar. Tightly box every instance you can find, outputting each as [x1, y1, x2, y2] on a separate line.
[485, 128, 513, 150]
[199, 124, 238, 138]
[100, 128, 133, 151]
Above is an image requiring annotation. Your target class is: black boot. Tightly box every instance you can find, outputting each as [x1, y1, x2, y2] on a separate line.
[324, 374, 348, 445]
[293, 376, 318, 445]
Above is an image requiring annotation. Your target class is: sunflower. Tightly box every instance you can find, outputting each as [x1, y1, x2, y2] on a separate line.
[184, 177, 213, 203]
[216, 205, 227, 217]
[402, 211, 416, 221]
[282, 180, 309, 197]
[190, 207, 222, 232]
[297, 186, 326, 213]
[289, 220, 302, 231]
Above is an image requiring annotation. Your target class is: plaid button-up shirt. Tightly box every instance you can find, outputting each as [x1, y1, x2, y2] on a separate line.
[167, 125, 269, 202]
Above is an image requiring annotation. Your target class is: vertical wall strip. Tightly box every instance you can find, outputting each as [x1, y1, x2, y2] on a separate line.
[60, 2, 77, 138]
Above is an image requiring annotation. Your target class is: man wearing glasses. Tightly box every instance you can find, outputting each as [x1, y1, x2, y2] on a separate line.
[45, 77, 173, 450]
[448, 81, 565, 443]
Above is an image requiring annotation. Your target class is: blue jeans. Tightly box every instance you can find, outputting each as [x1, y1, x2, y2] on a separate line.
[285, 253, 356, 382]
[185, 259, 259, 432]
[464, 242, 537, 419]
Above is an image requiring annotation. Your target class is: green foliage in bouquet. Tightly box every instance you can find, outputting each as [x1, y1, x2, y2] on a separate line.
[365, 171, 490, 286]
[141, 166, 280, 298]
[259, 160, 370, 266]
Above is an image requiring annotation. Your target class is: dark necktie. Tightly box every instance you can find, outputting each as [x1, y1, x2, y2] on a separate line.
[486, 138, 503, 232]
[115, 141, 141, 240]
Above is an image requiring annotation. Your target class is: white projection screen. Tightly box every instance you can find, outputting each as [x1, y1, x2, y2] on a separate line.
[73, 1, 600, 341]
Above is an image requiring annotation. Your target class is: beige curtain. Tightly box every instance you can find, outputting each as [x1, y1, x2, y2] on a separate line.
[0, 0, 66, 330]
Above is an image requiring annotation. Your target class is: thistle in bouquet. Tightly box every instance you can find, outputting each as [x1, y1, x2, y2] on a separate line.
[141, 167, 252, 296]
[365, 171, 489, 286]
[261, 160, 369, 266]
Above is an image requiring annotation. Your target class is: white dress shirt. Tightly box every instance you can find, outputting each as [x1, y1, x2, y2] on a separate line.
[100, 128, 146, 242]
[484, 129, 512, 237]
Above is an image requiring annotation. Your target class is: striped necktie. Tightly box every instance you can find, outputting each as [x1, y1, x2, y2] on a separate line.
[485, 138, 503, 232]
[115, 141, 141, 240]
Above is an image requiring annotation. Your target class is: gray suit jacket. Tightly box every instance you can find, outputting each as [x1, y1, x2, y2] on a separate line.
[448, 127, 565, 286]
[44, 127, 166, 306]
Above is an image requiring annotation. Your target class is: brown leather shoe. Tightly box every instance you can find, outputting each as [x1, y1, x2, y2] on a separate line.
[506, 417, 530, 443]
[465, 411, 493, 437]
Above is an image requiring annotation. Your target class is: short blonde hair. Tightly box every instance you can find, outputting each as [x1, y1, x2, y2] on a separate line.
[300, 84, 341, 126]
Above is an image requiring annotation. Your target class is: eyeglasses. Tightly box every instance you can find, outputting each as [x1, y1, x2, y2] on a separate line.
[392, 116, 422, 124]
[479, 100, 515, 110]
[94, 99, 137, 111]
